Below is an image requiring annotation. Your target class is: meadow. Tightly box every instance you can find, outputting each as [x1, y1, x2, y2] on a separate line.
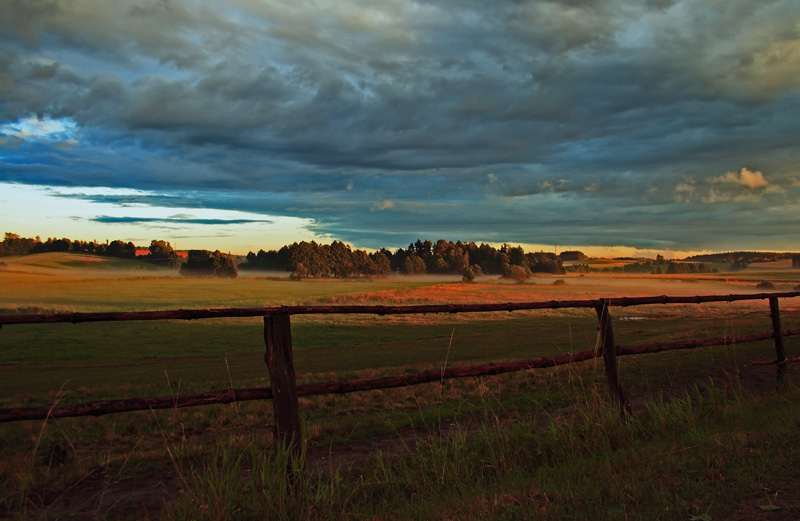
[1, 252, 799, 520]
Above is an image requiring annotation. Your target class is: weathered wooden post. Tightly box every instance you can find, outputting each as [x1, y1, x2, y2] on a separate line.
[263, 313, 303, 473]
[769, 297, 788, 388]
[595, 299, 632, 416]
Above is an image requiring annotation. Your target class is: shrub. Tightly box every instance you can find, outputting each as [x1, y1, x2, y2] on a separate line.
[462, 267, 476, 282]
[756, 281, 775, 290]
[552, 278, 567, 286]
[502, 264, 531, 283]
[462, 264, 483, 282]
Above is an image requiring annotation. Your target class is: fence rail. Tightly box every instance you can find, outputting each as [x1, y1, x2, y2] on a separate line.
[1, 291, 798, 460]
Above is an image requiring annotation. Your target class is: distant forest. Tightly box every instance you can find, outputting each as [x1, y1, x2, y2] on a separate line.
[0, 233, 138, 258]
[241, 239, 566, 280]
[683, 251, 797, 264]
[0, 233, 235, 277]
[3, 232, 799, 279]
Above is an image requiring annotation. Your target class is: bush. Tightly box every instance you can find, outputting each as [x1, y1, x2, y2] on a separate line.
[552, 279, 567, 286]
[756, 281, 775, 290]
[502, 264, 531, 283]
[462, 267, 476, 282]
[462, 264, 483, 282]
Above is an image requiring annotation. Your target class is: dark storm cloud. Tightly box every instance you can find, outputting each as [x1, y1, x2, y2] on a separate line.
[1, 0, 800, 251]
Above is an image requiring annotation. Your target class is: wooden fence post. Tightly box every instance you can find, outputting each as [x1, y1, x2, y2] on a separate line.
[769, 297, 788, 388]
[264, 313, 303, 468]
[595, 299, 632, 416]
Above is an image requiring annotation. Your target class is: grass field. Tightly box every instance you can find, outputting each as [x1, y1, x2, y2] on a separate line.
[1, 252, 800, 519]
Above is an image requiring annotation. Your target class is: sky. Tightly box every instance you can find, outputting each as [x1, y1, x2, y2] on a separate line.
[1, 0, 799, 257]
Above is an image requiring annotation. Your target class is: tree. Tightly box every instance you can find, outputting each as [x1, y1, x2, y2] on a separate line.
[506, 245, 526, 268]
[148, 240, 175, 259]
[45, 237, 72, 251]
[503, 264, 531, 282]
[328, 241, 354, 278]
[351, 249, 374, 277]
[567, 263, 591, 274]
[462, 263, 483, 282]
[103, 240, 136, 259]
[105, 240, 127, 258]
[559, 251, 588, 261]
[666, 262, 686, 274]
[148, 239, 180, 268]
[240, 247, 291, 271]
[401, 256, 427, 275]
[413, 239, 433, 257]
[0, 233, 40, 256]
[462, 266, 477, 282]
[370, 251, 391, 277]
[288, 241, 330, 278]
[527, 252, 565, 274]
[180, 250, 238, 278]
[430, 256, 449, 273]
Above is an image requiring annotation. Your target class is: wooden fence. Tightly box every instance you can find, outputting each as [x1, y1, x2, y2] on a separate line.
[1, 291, 798, 458]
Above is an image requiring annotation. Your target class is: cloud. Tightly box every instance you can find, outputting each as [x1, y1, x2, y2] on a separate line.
[713, 168, 770, 189]
[1, 0, 799, 252]
[702, 189, 731, 204]
[371, 199, 395, 212]
[674, 181, 695, 203]
[91, 216, 271, 225]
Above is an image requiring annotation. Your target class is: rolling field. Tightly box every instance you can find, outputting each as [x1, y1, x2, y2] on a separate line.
[2, 253, 797, 403]
[1, 252, 800, 519]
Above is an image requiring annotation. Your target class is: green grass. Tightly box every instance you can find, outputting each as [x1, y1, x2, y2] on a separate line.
[2, 305, 794, 403]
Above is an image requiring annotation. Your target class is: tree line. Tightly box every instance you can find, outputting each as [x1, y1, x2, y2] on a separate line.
[592, 258, 715, 275]
[241, 239, 566, 280]
[0, 233, 238, 278]
[684, 251, 796, 264]
[6, 231, 798, 280]
[0, 233, 137, 258]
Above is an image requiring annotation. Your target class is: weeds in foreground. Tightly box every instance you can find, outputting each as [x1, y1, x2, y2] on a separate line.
[157, 379, 800, 520]
[4, 369, 799, 520]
